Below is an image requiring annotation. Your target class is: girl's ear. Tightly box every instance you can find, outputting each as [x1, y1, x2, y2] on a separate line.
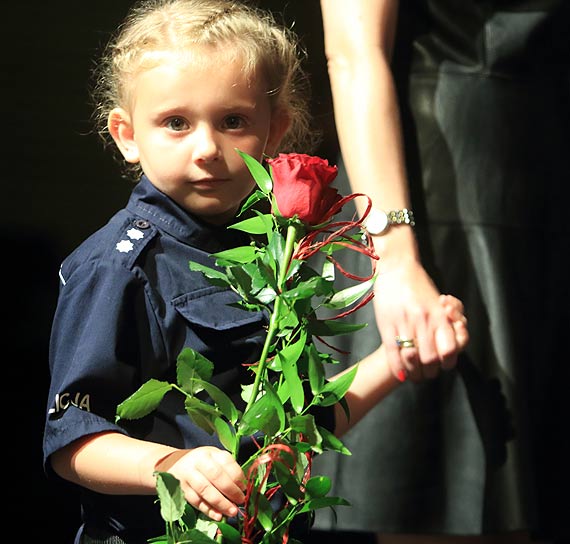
[265, 109, 291, 157]
[108, 108, 140, 163]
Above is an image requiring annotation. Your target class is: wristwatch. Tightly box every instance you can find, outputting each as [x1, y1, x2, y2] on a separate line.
[364, 208, 415, 235]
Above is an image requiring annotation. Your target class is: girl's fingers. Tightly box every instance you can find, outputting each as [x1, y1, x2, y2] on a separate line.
[435, 323, 459, 371]
[452, 317, 469, 350]
[439, 294, 469, 354]
[169, 447, 245, 520]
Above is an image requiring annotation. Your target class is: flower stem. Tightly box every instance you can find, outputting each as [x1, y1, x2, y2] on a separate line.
[242, 223, 298, 417]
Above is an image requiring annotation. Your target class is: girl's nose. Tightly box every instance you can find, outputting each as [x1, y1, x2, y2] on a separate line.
[192, 124, 221, 163]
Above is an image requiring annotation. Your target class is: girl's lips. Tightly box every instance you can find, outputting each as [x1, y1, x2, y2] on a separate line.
[190, 178, 228, 185]
[190, 177, 229, 189]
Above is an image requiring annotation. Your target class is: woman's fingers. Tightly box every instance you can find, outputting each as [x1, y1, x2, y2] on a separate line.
[386, 295, 468, 383]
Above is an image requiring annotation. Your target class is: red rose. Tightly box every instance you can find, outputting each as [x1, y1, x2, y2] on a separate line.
[267, 153, 341, 226]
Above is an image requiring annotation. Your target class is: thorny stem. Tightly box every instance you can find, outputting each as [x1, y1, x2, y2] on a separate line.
[242, 223, 299, 419]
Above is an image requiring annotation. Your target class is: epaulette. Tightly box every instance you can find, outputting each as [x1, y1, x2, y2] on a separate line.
[111, 217, 158, 269]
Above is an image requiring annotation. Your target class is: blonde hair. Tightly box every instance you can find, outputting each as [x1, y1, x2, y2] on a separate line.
[91, 0, 317, 179]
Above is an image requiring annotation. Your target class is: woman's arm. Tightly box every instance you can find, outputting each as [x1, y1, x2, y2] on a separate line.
[320, 0, 464, 382]
[321, 0, 406, 212]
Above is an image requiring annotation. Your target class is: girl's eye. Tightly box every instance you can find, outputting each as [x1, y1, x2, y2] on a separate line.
[166, 117, 189, 131]
[223, 115, 246, 130]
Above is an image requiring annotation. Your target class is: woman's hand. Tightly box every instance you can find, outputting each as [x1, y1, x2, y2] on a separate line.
[374, 255, 468, 383]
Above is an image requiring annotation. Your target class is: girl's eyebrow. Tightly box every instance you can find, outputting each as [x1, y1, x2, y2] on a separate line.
[218, 99, 260, 111]
[155, 98, 260, 114]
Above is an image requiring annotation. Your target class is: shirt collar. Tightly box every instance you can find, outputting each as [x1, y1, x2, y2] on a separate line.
[125, 175, 248, 253]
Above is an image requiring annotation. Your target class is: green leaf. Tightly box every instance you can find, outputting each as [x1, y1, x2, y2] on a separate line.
[316, 365, 358, 407]
[307, 344, 325, 395]
[175, 528, 219, 544]
[321, 259, 336, 281]
[184, 396, 220, 434]
[318, 425, 352, 455]
[240, 382, 255, 405]
[229, 214, 273, 235]
[305, 475, 332, 498]
[116, 379, 172, 421]
[180, 503, 198, 530]
[293, 441, 313, 454]
[255, 286, 277, 305]
[195, 516, 220, 540]
[236, 149, 272, 193]
[267, 229, 288, 280]
[324, 277, 376, 310]
[177, 348, 214, 394]
[196, 380, 239, 423]
[308, 319, 368, 337]
[213, 245, 258, 265]
[214, 417, 238, 455]
[188, 261, 230, 287]
[276, 305, 300, 332]
[244, 262, 266, 289]
[276, 333, 306, 414]
[252, 492, 274, 532]
[275, 378, 290, 404]
[215, 522, 242, 544]
[238, 189, 266, 215]
[227, 266, 253, 299]
[285, 258, 303, 282]
[282, 276, 329, 303]
[273, 458, 303, 503]
[240, 381, 285, 436]
[289, 414, 322, 451]
[258, 252, 279, 289]
[337, 396, 351, 423]
[155, 472, 186, 522]
[298, 495, 350, 513]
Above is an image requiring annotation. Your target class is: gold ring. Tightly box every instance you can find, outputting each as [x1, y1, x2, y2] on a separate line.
[395, 336, 415, 349]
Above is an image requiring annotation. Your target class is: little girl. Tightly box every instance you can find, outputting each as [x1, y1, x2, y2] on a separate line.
[43, 1, 468, 542]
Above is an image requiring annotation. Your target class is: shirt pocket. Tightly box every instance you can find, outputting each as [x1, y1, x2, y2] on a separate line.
[172, 287, 265, 330]
[172, 287, 267, 375]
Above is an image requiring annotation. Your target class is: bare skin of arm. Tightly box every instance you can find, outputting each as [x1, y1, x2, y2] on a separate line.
[50, 432, 246, 522]
[320, 0, 465, 382]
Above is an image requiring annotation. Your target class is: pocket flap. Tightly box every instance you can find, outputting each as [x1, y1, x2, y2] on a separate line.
[173, 288, 264, 330]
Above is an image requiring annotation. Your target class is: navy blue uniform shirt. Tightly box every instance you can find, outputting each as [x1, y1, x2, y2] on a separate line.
[44, 176, 272, 541]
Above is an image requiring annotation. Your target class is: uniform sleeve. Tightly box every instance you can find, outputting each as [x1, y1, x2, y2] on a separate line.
[43, 257, 165, 468]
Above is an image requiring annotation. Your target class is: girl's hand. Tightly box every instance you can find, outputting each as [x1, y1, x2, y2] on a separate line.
[440, 293, 469, 352]
[156, 446, 246, 521]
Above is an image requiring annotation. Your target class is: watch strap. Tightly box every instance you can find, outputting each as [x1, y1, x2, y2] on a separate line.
[387, 208, 415, 228]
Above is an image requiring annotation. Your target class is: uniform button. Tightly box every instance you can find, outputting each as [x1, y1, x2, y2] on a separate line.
[133, 219, 151, 229]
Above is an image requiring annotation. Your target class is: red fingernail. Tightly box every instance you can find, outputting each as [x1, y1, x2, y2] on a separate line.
[397, 370, 407, 382]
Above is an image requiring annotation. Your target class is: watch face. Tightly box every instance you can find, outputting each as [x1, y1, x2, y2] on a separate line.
[365, 209, 389, 235]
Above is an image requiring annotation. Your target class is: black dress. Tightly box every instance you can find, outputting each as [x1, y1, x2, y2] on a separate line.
[312, 0, 570, 538]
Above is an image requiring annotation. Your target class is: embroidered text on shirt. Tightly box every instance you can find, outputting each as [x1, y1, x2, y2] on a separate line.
[48, 392, 91, 415]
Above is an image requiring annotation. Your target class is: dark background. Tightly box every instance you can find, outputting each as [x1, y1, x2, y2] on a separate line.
[7, 1, 374, 541]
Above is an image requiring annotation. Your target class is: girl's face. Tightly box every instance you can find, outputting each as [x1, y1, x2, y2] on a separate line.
[109, 50, 288, 225]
